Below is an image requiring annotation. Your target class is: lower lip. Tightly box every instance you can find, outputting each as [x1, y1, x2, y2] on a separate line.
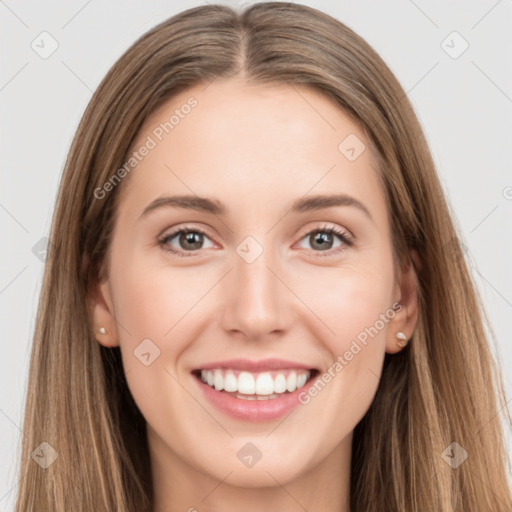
[194, 375, 311, 422]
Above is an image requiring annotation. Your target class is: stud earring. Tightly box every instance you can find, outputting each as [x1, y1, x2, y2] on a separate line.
[395, 331, 408, 348]
[98, 327, 107, 335]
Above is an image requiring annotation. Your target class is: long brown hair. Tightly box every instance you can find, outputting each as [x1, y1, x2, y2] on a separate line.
[16, 3, 512, 510]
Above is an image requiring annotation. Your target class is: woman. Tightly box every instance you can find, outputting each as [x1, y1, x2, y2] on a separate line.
[15, 2, 512, 511]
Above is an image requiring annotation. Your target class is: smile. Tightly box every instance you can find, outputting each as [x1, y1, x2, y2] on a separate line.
[192, 359, 319, 422]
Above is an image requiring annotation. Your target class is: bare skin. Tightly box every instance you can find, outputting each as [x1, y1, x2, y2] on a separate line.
[89, 77, 418, 512]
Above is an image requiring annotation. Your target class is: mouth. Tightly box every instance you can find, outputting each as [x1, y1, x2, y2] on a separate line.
[191, 360, 319, 422]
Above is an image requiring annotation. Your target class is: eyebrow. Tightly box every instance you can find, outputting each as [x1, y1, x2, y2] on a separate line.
[139, 193, 373, 221]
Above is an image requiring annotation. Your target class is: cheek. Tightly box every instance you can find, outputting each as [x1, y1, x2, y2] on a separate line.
[291, 258, 396, 354]
[109, 245, 213, 351]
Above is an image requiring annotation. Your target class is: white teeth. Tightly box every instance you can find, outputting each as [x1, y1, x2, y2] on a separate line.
[255, 372, 275, 395]
[274, 374, 287, 393]
[237, 393, 280, 400]
[224, 372, 238, 392]
[296, 372, 307, 389]
[238, 372, 256, 394]
[286, 372, 297, 392]
[213, 369, 224, 391]
[199, 369, 311, 396]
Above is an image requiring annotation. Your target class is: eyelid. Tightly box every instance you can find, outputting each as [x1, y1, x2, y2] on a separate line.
[296, 222, 353, 243]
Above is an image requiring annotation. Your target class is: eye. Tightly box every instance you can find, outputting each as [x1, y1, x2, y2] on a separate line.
[158, 223, 353, 258]
[296, 224, 353, 256]
[158, 226, 215, 257]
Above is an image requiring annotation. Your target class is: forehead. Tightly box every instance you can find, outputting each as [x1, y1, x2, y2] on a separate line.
[118, 78, 385, 220]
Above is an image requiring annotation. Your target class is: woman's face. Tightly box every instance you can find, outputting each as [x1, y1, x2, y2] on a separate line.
[91, 78, 417, 490]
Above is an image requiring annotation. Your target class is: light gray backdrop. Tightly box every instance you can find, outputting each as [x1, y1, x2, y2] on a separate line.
[1, 0, 511, 509]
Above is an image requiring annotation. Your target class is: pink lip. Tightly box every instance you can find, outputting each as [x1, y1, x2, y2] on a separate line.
[194, 358, 315, 372]
[194, 375, 314, 422]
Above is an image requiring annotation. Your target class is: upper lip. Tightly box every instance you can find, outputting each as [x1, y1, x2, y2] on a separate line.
[194, 358, 316, 372]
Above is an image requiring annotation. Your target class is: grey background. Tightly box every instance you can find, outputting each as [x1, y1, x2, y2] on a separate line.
[1, 0, 511, 509]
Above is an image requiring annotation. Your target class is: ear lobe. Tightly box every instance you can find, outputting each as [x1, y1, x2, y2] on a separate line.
[386, 250, 420, 354]
[87, 279, 120, 348]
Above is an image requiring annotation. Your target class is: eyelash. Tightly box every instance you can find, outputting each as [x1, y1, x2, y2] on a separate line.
[157, 224, 354, 258]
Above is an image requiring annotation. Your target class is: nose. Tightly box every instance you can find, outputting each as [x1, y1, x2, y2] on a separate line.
[220, 242, 293, 341]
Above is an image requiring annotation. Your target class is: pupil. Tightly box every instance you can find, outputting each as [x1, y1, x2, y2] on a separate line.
[312, 232, 332, 250]
[181, 231, 202, 250]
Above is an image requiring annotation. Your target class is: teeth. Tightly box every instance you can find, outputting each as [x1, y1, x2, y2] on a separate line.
[199, 369, 311, 396]
[274, 374, 287, 393]
[213, 369, 224, 391]
[255, 373, 274, 395]
[296, 372, 307, 389]
[238, 372, 255, 394]
[286, 372, 297, 392]
[224, 372, 238, 392]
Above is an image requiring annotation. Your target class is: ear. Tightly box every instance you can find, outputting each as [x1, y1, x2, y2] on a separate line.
[385, 249, 420, 354]
[86, 260, 120, 348]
